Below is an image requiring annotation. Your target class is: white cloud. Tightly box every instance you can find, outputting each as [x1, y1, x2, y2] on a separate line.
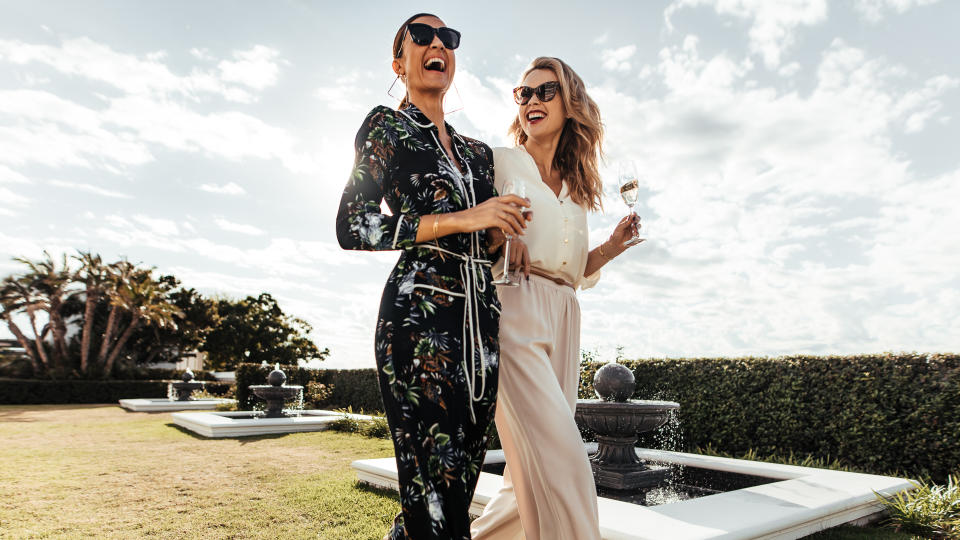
[0, 37, 281, 103]
[665, 0, 828, 68]
[0, 186, 30, 209]
[132, 214, 180, 236]
[217, 45, 282, 90]
[199, 181, 246, 195]
[214, 217, 265, 236]
[315, 71, 377, 111]
[853, 0, 942, 22]
[0, 165, 30, 184]
[601, 45, 638, 72]
[575, 34, 960, 358]
[49, 179, 132, 199]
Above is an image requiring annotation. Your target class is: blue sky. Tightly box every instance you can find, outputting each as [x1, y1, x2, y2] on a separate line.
[1, 0, 958, 368]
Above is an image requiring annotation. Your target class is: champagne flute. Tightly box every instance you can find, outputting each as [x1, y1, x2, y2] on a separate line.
[617, 161, 643, 246]
[492, 179, 525, 287]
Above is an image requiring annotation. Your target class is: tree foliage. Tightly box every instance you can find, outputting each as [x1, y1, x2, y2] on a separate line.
[1, 252, 327, 378]
[201, 293, 329, 371]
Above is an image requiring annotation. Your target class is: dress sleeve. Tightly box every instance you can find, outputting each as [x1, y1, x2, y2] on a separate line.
[336, 107, 421, 251]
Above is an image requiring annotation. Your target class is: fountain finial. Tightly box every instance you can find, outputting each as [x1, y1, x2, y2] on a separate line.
[593, 362, 635, 402]
[267, 364, 287, 387]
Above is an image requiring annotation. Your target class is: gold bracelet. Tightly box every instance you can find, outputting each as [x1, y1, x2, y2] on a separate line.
[598, 241, 615, 261]
[433, 214, 440, 239]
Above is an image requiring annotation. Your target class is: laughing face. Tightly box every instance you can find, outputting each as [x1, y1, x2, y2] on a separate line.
[518, 69, 567, 142]
[393, 15, 455, 98]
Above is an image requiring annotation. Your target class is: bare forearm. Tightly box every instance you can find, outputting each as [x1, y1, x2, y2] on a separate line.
[584, 239, 622, 277]
[415, 212, 466, 243]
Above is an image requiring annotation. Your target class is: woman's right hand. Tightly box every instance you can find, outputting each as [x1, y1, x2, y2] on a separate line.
[458, 195, 530, 237]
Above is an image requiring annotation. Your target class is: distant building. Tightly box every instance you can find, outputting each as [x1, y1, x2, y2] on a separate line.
[150, 350, 206, 372]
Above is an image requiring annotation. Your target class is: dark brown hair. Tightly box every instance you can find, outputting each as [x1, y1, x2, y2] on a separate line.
[510, 57, 605, 211]
[392, 12, 438, 109]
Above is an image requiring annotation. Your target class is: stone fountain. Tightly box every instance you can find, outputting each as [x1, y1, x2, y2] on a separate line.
[248, 364, 303, 418]
[119, 368, 235, 412]
[170, 369, 204, 401]
[575, 362, 680, 490]
[170, 363, 372, 437]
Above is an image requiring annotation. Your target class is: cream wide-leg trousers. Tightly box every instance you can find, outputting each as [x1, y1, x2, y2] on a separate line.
[471, 274, 601, 540]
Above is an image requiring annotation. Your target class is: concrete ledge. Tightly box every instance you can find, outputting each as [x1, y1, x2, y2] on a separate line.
[118, 398, 236, 412]
[352, 445, 914, 540]
[170, 409, 376, 438]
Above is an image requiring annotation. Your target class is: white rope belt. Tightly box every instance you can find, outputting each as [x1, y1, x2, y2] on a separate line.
[409, 243, 494, 424]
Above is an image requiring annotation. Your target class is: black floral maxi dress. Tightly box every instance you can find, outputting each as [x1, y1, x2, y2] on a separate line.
[336, 104, 500, 540]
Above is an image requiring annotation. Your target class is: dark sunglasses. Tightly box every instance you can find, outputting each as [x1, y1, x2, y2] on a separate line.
[397, 23, 461, 57]
[512, 81, 560, 105]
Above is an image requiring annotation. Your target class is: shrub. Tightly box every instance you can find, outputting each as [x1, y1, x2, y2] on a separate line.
[319, 369, 383, 411]
[304, 381, 333, 409]
[0, 378, 168, 404]
[580, 353, 960, 482]
[327, 414, 364, 434]
[361, 416, 391, 439]
[879, 474, 960, 539]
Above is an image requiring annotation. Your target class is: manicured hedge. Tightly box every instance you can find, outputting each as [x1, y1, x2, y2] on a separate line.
[579, 353, 960, 483]
[234, 363, 383, 412]
[319, 368, 383, 412]
[0, 378, 169, 404]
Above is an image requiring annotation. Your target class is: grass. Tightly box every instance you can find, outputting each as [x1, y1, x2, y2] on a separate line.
[0, 404, 396, 539]
[0, 404, 924, 539]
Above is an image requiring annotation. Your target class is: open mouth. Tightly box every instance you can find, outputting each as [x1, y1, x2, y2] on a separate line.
[424, 57, 446, 72]
[526, 110, 546, 123]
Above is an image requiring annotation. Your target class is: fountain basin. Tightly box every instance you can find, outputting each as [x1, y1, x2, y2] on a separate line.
[171, 409, 375, 438]
[577, 399, 680, 490]
[119, 397, 236, 412]
[352, 444, 914, 539]
[249, 384, 303, 418]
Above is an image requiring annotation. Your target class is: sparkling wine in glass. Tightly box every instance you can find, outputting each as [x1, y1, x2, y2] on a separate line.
[492, 179, 525, 287]
[617, 161, 643, 246]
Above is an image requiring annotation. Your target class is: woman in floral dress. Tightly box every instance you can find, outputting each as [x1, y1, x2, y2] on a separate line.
[335, 13, 530, 540]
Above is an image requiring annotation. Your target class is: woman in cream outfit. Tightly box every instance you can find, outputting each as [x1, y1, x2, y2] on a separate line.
[471, 57, 641, 540]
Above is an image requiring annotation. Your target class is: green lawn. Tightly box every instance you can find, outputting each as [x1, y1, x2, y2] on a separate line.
[0, 405, 919, 539]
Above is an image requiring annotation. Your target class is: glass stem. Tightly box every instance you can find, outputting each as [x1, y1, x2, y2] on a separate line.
[502, 237, 512, 277]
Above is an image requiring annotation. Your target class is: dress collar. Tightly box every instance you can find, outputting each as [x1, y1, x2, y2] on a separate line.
[399, 103, 459, 138]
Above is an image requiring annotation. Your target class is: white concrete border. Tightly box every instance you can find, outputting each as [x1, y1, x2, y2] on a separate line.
[170, 410, 376, 438]
[352, 444, 914, 540]
[118, 398, 236, 412]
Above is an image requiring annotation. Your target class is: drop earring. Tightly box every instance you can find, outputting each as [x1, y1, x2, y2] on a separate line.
[443, 81, 464, 115]
[387, 75, 407, 102]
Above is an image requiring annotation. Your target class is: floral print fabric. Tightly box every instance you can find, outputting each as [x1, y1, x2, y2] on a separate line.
[336, 104, 500, 539]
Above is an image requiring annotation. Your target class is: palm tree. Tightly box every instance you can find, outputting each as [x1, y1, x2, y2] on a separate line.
[96, 260, 138, 369]
[0, 277, 42, 374]
[14, 252, 73, 373]
[103, 272, 182, 375]
[73, 252, 110, 373]
[0, 275, 50, 372]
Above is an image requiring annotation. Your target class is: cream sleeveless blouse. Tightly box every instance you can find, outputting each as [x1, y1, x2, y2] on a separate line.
[492, 146, 600, 290]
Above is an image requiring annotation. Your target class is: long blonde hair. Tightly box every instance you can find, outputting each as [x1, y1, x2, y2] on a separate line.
[509, 57, 604, 211]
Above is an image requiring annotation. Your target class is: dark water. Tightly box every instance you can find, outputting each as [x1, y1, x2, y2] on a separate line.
[479, 462, 779, 507]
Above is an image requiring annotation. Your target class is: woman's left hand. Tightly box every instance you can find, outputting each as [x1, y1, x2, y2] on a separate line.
[607, 214, 642, 256]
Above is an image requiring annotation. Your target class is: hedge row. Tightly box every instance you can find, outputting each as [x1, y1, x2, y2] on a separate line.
[0, 378, 169, 404]
[234, 363, 383, 412]
[579, 353, 960, 483]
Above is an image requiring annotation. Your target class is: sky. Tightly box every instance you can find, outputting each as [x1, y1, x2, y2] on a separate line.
[1, 0, 958, 369]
